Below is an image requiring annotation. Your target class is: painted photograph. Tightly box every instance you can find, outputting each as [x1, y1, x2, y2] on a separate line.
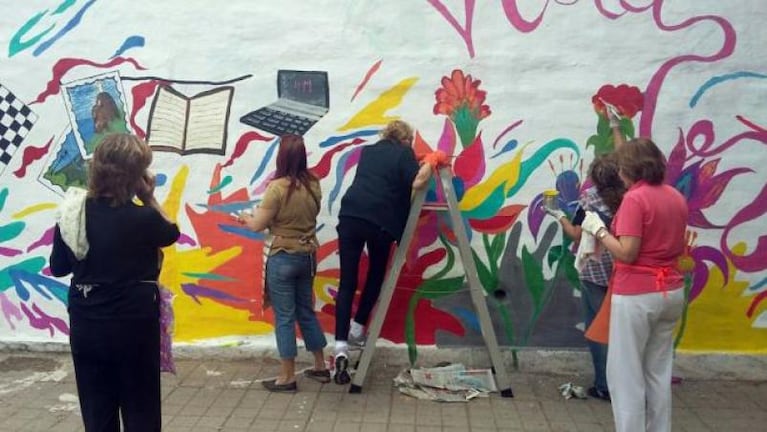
[61, 71, 130, 158]
[38, 127, 88, 196]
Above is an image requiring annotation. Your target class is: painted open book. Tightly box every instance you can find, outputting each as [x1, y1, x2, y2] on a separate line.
[146, 85, 234, 155]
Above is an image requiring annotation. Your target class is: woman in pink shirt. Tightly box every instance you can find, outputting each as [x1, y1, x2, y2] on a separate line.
[581, 137, 688, 432]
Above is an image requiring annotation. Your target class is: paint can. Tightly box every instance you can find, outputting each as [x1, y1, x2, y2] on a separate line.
[542, 189, 559, 212]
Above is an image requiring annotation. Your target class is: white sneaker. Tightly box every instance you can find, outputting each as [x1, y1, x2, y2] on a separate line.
[348, 333, 367, 350]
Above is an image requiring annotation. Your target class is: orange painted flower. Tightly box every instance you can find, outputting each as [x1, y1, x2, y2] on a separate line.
[434, 69, 491, 119]
[434, 69, 491, 148]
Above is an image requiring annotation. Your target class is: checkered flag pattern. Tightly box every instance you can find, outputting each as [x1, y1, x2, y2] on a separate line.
[0, 84, 38, 174]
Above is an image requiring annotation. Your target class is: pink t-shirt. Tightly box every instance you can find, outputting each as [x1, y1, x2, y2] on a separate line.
[612, 181, 688, 295]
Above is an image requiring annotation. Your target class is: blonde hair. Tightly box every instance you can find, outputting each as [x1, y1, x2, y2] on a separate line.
[88, 133, 153, 206]
[379, 120, 414, 145]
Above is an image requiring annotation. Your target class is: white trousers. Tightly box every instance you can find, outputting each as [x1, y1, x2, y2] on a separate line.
[607, 288, 685, 432]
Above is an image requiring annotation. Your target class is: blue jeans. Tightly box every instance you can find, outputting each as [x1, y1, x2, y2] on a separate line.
[581, 279, 609, 392]
[266, 251, 327, 359]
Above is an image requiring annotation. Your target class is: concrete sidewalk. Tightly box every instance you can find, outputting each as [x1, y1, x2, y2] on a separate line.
[1, 351, 766, 431]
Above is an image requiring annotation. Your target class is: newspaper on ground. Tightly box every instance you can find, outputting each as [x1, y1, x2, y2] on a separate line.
[558, 382, 587, 400]
[393, 363, 497, 402]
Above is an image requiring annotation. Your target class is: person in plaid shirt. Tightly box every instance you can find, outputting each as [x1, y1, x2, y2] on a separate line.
[546, 153, 625, 401]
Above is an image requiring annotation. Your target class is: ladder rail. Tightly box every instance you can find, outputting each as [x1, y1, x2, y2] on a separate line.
[350, 187, 428, 390]
[436, 166, 513, 396]
[349, 165, 514, 397]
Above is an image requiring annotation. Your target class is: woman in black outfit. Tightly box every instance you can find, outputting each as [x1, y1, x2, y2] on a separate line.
[333, 120, 432, 384]
[50, 133, 179, 431]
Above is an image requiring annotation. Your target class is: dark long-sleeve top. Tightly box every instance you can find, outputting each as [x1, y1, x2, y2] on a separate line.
[50, 198, 180, 319]
[338, 139, 420, 242]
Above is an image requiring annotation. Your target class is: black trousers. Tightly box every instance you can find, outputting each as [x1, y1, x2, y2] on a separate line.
[70, 315, 161, 432]
[335, 216, 395, 341]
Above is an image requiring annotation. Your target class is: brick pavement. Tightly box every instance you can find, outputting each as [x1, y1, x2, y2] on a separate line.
[1, 352, 766, 431]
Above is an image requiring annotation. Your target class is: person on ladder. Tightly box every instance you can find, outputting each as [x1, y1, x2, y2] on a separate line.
[332, 120, 440, 384]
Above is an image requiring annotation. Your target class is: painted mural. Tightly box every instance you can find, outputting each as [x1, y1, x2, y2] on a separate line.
[1, 0, 765, 357]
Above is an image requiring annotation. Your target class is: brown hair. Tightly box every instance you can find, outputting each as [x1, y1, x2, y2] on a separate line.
[88, 133, 152, 206]
[615, 137, 667, 185]
[589, 153, 626, 213]
[379, 120, 414, 145]
[274, 134, 319, 206]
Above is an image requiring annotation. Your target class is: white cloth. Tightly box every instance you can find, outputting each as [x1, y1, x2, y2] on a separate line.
[574, 231, 597, 272]
[56, 187, 89, 260]
[606, 288, 685, 432]
[581, 211, 606, 235]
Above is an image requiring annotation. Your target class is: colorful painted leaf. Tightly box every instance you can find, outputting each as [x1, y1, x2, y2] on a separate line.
[688, 209, 723, 229]
[468, 204, 525, 234]
[527, 193, 546, 239]
[547, 245, 563, 269]
[436, 117, 457, 157]
[472, 250, 496, 292]
[0, 221, 25, 244]
[417, 276, 465, 300]
[521, 246, 545, 309]
[665, 131, 687, 185]
[454, 132, 486, 188]
[413, 130, 434, 156]
[690, 167, 752, 210]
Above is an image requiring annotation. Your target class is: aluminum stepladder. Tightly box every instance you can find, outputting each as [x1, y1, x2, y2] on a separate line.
[349, 164, 514, 398]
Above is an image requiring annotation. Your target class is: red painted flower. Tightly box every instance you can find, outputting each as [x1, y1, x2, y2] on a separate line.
[434, 69, 491, 120]
[591, 84, 644, 118]
[434, 69, 491, 147]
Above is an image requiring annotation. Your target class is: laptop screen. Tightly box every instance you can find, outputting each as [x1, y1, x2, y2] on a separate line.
[277, 70, 329, 108]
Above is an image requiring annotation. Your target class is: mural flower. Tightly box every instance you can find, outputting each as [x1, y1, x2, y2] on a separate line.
[434, 69, 491, 148]
[591, 84, 644, 119]
[587, 83, 644, 155]
[665, 131, 752, 229]
[411, 119, 525, 256]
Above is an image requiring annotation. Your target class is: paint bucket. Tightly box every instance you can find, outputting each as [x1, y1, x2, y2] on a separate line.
[542, 189, 559, 212]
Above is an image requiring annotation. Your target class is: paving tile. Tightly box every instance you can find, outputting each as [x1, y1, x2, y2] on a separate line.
[3, 352, 766, 432]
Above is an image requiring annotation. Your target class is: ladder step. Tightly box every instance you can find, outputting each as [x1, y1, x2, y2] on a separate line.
[422, 203, 449, 211]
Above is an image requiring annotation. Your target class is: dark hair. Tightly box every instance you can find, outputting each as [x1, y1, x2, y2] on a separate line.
[615, 137, 666, 185]
[274, 134, 319, 206]
[88, 133, 152, 206]
[92, 92, 120, 133]
[589, 153, 626, 213]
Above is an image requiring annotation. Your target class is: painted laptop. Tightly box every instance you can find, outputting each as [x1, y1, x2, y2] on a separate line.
[240, 70, 329, 136]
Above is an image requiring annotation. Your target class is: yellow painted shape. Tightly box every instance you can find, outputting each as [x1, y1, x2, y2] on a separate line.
[12, 202, 57, 219]
[162, 165, 186, 224]
[338, 77, 419, 131]
[677, 242, 767, 353]
[156, 166, 272, 342]
[162, 242, 273, 341]
[459, 143, 528, 211]
[314, 275, 338, 304]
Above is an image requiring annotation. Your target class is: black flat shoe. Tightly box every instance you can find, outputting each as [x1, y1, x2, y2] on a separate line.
[262, 379, 297, 393]
[588, 386, 611, 402]
[334, 354, 350, 385]
[303, 368, 331, 383]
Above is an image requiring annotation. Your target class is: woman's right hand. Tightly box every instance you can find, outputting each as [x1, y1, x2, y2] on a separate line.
[137, 171, 156, 203]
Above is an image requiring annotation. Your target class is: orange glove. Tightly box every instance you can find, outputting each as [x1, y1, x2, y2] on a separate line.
[422, 150, 449, 168]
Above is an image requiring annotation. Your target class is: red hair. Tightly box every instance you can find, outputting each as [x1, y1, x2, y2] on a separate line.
[274, 134, 318, 205]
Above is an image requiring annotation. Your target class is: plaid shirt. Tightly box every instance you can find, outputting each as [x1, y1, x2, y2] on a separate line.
[575, 187, 614, 287]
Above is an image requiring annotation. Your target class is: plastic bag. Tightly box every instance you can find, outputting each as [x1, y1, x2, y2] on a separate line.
[159, 285, 176, 374]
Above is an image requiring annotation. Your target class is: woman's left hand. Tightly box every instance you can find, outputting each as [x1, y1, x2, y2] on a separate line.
[581, 211, 606, 235]
[236, 212, 253, 225]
